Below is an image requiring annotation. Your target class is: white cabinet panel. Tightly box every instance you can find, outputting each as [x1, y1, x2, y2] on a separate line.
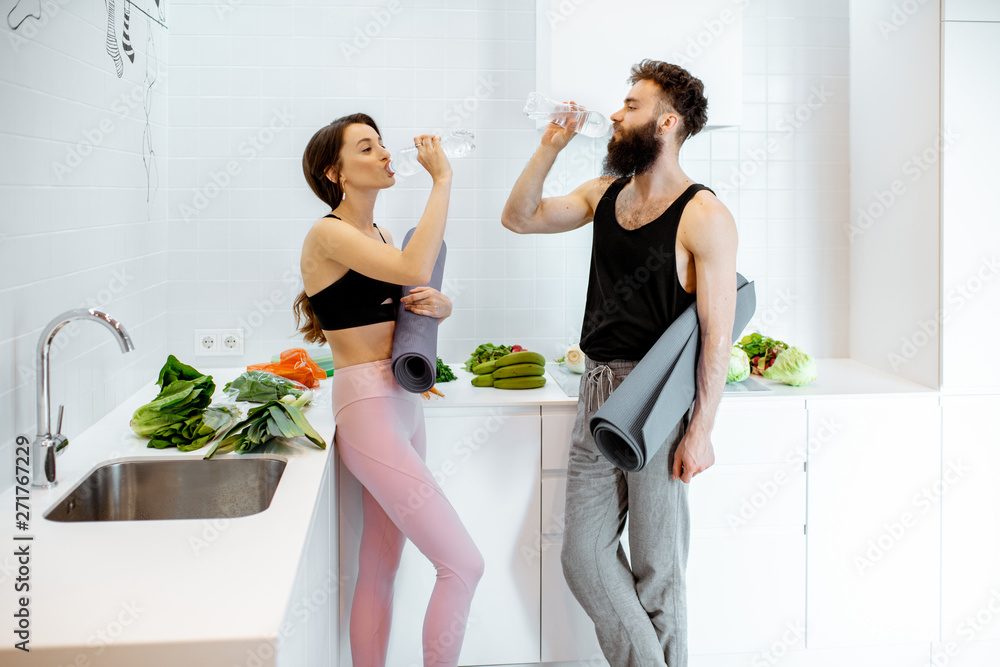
[944, 0, 1000, 21]
[689, 463, 805, 531]
[942, 21, 1000, 391]
[540, 531, 806, 660]
[806, 396, 942, 648]
[690, 643, 930, 666]
[941, 396, 1000, 643]
[536, 0, 742, 126]
[934, 640, 1000, 667]
[339, 407, 541, 667]
[541, 404, 577, 470]
[712, 400, 807, 464]
[540, 537, 604, 663]
[688, 533, 806, 655]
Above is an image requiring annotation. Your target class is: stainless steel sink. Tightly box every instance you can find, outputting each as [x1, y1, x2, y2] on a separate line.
[44, 456, 286, 522]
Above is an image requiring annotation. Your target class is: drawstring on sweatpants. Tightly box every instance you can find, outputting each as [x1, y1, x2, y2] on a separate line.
[585, 364, 616, 414]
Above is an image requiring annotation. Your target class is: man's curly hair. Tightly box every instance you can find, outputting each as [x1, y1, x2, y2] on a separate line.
[628, 59, 709, 143]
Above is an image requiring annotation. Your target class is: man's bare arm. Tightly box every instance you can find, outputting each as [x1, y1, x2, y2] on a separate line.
[501, 120, 605, 235]
[672, 193, 739, 483]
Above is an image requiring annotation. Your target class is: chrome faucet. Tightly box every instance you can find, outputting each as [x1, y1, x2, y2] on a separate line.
[32, 309, 135, 489]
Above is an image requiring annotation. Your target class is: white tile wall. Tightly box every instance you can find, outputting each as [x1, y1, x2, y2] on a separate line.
[1, 0, 849, 495]
[0, 1, 170, 495]
[166, 0, 849, 369]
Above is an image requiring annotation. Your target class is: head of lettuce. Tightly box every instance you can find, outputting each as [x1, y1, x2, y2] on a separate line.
[727, 347, 751, 383]
[762, 347, 818, 386]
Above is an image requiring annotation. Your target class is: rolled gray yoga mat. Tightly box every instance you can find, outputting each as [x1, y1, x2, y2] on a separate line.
[391, 228, 447, 393]
[588, 274, 756, 472]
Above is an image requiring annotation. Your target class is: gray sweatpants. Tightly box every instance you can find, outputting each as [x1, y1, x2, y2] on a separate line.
[561, 356, 691, 667]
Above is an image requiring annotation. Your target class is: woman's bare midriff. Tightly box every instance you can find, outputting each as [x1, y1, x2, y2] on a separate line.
[322, 320, 396, 370]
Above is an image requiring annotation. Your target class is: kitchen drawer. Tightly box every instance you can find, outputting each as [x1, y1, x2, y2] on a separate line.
[689, 462, 806, 531]
[542, 404, 578, 470]
[712, 399, 807, 464]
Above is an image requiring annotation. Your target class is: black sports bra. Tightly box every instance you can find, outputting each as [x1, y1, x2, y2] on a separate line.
[305, 214, 400, 331]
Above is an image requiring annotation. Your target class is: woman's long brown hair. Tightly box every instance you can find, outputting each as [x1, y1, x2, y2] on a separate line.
[295, 113, 382, 344]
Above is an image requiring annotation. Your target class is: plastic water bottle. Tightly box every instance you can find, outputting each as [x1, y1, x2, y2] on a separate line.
[523, 92, 613, 138]
[389, 129, 475, 177]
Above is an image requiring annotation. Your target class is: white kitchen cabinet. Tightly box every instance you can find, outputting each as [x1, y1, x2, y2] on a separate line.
[941, 395, 1000, 644]
[281, 453, 337, 667]
[689, 643, 931, 667]
[806, 396, 942, 648]
[932, 640, 1000, 667]
[338, 406, 541, 667]
[539, 399, 808, 660]
[941, 20, 1000, 391]
[535, 0, 742, 126]
[944, 0, 1000, 21]
[540, 536, 605, 663]
[688, 531, 806, 655]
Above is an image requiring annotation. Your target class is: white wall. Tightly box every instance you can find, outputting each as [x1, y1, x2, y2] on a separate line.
[847, 0, 941, 388]
[165, 0, 850, 367]
[0, 0, 170, 495]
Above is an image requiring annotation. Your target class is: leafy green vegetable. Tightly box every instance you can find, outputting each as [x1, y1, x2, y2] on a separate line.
[463, 343, 513, 372]
[736, 333, 788, 375]
[436, 358, 456, 383]
[224, 370, 305, 403]
[762, 347, 818, 386]
[131, 356, 217, 450]
[727, 347, 751, 383]
[203, 399, 325, 460]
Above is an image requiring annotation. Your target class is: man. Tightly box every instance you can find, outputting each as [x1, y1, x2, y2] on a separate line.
[501, 60, 737, 666]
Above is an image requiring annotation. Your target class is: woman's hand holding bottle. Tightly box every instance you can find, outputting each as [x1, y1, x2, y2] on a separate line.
[413, 134, 453, 184]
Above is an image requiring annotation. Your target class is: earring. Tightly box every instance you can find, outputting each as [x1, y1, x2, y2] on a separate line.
[341, 180, 346, 201]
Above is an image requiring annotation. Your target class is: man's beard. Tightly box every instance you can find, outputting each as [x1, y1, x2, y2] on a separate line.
[602, 119, 663, 178]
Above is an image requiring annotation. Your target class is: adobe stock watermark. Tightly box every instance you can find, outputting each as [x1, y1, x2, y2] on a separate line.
[746, 288, 796, 335]
[52, 69, 169, 181]
[7, 0, 72, 53]
[215, 0, 243, 20]
[751, 620, 806, 667]
[85, 601, 145, 658]
[854, 459, 970, 575]
[844, 127, 959, 243]
[340, 0, 402, 63]
[716, 84, 834, 198]
[544, 0, 592, 28]
[16, 267, 135, 386]
[178, 108, 293, 221]
[888, 253, 999, 371]
[394, 408, 509, 521]
[670, 0, 756, 69]
[727, 416, 841, 533]
[237, 569, 347, 667]
[444, 75, 501, 129]
[877, 0, 934, 41]
[928, 588, 1000, 666]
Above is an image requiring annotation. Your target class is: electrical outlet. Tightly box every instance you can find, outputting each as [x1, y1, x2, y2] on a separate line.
[220, 328, 244, 355]
[194, 329, 219, 356]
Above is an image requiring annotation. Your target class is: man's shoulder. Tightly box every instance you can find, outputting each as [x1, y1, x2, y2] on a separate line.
[680, 188, 737, 251]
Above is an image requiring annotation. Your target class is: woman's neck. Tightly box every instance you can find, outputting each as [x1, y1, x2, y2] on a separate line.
[333, 195, 377, 231]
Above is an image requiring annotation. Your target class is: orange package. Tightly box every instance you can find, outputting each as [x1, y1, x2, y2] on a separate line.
[248, 348, 328, 389]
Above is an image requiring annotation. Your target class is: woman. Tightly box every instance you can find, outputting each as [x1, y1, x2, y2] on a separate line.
[294, 114, 484, 667]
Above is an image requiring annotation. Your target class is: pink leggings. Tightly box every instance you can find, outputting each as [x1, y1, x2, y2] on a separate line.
[333, 359, 485, 667]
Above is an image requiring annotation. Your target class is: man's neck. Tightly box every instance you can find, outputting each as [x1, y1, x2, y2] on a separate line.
[627, 150, 692, 202]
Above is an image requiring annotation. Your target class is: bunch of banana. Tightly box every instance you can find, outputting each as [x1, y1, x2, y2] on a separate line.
[471, 351, 547, 389]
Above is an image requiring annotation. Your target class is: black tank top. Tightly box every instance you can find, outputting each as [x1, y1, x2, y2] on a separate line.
[305, 214, 400, 331]
[579, 178, 712, 362]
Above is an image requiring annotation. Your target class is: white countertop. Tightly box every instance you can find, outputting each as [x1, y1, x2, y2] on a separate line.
[0, 356, 933, 661]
